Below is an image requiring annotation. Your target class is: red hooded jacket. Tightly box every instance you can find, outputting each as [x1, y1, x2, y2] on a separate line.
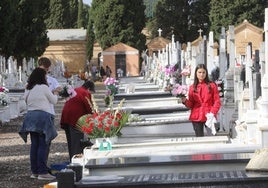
[184, 81, 221, 122]
[60, 86, 93, 128]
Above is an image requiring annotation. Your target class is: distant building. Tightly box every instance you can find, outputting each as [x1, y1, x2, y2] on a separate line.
[42, 28, 87, 74]
[229, 19, 263, 57]
[102, 42, 139, 78]
[223, 20, 263, 66]
[146, 36, 170, 57]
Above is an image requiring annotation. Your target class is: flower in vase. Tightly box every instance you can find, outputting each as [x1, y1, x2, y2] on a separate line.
[0, 86, 9, 93]
[103, 77, 118, 106]
[215, 79, 224, 98]
[104, 77, 118, 95]
[0, 86, 9, 106]
[181, 65, 191, 77]
[163, 65, 176, 76]
[76, 98, 130, 139]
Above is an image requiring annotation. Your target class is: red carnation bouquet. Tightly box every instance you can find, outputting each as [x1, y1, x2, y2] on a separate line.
[76, 98, 130, 139]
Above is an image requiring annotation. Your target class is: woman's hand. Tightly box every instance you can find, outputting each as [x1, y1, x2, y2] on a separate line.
[52, 87, 62, 95]
[181, 97, 186, 103]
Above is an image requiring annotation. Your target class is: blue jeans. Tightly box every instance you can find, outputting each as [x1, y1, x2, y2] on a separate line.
[30, 132, 49, 174]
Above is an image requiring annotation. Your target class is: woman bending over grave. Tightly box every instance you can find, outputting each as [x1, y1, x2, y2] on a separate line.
[60, 80, 95, 162]
[181, 64, 221, 137]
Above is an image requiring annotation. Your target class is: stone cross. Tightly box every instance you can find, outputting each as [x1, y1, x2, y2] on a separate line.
[198, 28, 203, 37]
[158, 28, 162, 37]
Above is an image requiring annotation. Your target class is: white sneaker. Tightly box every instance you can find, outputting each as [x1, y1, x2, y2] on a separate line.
[30, 174, 38, 179]
[38, 173, 56, 180]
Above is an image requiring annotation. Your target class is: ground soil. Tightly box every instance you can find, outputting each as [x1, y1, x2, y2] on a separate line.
[0, 82, 106, 188]
[0, 116, 69, 188]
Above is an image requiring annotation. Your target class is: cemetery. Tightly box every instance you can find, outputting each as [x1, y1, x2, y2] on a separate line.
[1, 7, 268, 188]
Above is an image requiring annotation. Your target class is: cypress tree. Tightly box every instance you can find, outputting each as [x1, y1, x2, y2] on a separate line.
[77, 0, 84, 28]
[13, 0, 49, 64]
[209, 0, 266, 41]
[151, 0, 190, 43]
[91, 0, 146, 52]
[46, 0, 70, 29]
[86, 10, 95, 62]
[69, 0, 78, 28]
[0, 0, 20, 58]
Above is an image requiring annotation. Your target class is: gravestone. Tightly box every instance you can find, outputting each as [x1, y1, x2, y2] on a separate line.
[246, 148, 268, 171]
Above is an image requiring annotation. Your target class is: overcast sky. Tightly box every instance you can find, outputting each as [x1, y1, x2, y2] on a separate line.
[83, 0, 92, 6]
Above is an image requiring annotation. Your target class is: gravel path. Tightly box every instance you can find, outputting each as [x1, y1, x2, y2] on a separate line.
[0, 82, 106, 188]
[0, 116, 69, 188]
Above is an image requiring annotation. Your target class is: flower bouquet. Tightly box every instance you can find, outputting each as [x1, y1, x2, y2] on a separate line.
[171, 84, 188, 103]
[163, 65, 176, 76]
[59, 85, 77, 100]
[181, 65, 191, 77]
[103, 77, 119, 106]
[0, 86, 9, 106]
[215, 79, 224, 98]
[76, 98, 130, 140]
[104, 77, 118, 95]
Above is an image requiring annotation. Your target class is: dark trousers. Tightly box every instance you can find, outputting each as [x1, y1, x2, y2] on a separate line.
[192, 122, 205, 137]
[64, 125, 84, 162]
[192, 122, 213, 137]
[30, 132, 49, 174]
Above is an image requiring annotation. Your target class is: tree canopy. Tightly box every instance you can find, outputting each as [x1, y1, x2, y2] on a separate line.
[0, 0, 267, 64]
[149, 0, 210, 43]
[209, 0, 266, 40]
[90, 0, 146, 52]
[0, 0, 49, 64]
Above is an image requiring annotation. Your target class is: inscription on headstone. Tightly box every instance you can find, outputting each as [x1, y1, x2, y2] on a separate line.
[126, 171, 248, 183]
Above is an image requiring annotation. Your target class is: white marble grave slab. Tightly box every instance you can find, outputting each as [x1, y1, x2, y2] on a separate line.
[246, 148, 268, 171]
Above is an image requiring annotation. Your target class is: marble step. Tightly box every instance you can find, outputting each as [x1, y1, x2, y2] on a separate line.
[114, 91, 172, 101]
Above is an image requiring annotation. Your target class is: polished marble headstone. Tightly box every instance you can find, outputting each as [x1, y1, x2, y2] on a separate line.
[76, 170, 268, 188]
[85, 152, 252, 169]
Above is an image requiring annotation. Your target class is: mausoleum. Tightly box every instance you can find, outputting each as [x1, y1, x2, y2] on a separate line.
[147, 36, 171, 57]
[102, 42, 139, 78]
[42, 28, 87, 74]
[228, 20, 263, 58]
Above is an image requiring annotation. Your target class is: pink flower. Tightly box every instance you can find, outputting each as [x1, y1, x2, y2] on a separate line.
[104, 77, 117, 86]
[161, 65, 176, 76]
[171, 84, 188, 98]
[0, 87, 8, 93]
[215, 79, 224, 97]
[181, 65, 191, 77]
[59, 85, 77, 100]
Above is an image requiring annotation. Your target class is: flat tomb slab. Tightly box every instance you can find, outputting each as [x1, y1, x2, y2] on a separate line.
[85, 152, 252, 169]
[75, 171, 268, 188]
[84, 152, 252, 176]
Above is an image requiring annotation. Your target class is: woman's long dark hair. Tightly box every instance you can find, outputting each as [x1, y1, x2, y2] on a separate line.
[26, 67, 48, 90]
[193, 64, 211, 92]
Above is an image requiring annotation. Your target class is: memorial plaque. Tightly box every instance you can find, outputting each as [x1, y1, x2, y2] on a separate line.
[124, 171, 250, 183]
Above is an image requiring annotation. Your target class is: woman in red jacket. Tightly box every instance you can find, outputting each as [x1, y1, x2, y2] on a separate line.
[181, 64, 221, 137]
[60, 80, 95, 161]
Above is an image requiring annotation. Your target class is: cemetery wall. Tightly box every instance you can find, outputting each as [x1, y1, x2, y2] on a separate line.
[43, 40, 87, 73]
